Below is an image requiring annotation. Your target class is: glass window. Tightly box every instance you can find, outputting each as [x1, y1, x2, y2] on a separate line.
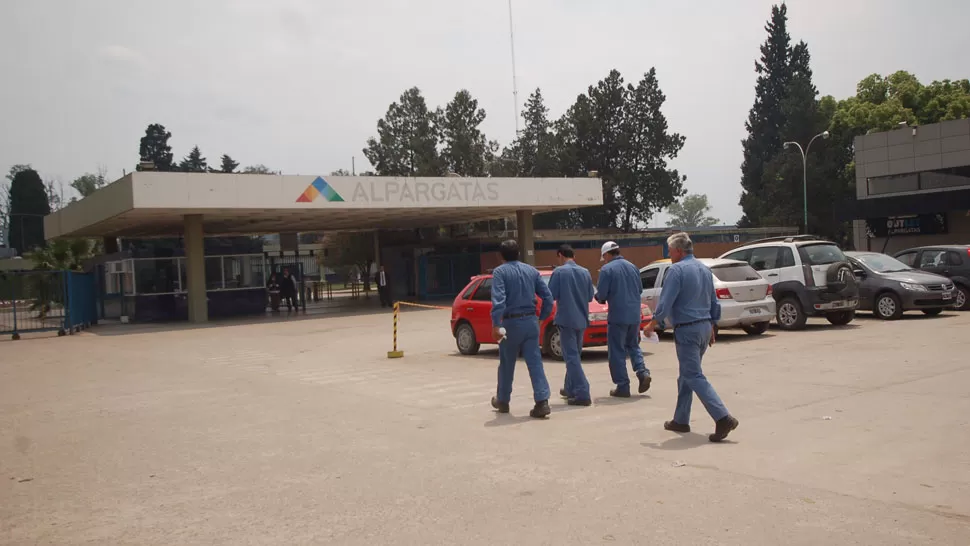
[919, 250, 947, 268]
[895, 251, 916, 266]
[640, 268, 659, 289]
[471, 278, 492, 301]
[205, 257, 224, 290]
[748, 247, 780, 271]
[134, 258, 179, 294]
[460, 280, 481, 300]
[723, 249, 751, 263]
[711, 263, 762, 282]
[223, 256, 264, 288]
[947, 251, 965, 266]
[853, 254, 911, 273]
[799, 244, 846, 266]
[778, 247, 796, 268]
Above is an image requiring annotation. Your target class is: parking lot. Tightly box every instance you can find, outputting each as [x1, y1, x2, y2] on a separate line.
[1, 308, 969, 545]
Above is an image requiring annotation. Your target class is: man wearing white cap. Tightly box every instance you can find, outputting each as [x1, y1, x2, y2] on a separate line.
[595, 240, 651, 397]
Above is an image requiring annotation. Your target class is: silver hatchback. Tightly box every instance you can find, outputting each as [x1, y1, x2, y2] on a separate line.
[640, 258, 775, 335]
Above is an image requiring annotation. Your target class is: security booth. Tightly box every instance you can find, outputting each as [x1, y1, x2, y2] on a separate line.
[44, 172, 604, 324]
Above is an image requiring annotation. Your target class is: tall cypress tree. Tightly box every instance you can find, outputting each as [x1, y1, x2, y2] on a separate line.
[8, 168, 50, 255]
[738, 4, 792, 227]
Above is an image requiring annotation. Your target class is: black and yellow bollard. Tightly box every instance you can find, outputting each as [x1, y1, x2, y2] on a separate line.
[387, 301, 404, 358]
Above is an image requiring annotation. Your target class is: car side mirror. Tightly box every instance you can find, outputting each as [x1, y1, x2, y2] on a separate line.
[852, 268, 866, 279]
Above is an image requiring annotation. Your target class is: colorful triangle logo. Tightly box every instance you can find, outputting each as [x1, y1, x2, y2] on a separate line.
[296, 176, 344, 203]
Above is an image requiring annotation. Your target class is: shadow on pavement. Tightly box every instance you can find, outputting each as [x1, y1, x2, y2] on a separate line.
[592, 394, 651, 406]
[852, 310, 961, 321]
[643, 432, 716, 451]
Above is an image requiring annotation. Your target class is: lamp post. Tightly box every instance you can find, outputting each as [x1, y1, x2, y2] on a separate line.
[784, 130, 829, 234]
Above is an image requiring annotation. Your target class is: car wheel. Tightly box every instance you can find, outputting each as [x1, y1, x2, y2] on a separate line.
[826, 310, 855, 326]
[543, 326, 564, 361]
[922, 308, 944, 316]
[874, 292, 903, 320]
[956, 285, 970, 311]
[776, 297, 807, 330]
[741, 321, 769, 335]
[454, 323, 480, 355]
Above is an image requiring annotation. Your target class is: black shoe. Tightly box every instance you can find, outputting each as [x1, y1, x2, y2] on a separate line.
[664, 420, 690, 433]
[709, 415, 739, 442]
[559, 388, 569, 399]
[609, 388, 631, 398]
[638, 374, 652, 394]
[567, 397, 592, 407]
[529, 400, 551, 418]
[490, 397, 509, 414]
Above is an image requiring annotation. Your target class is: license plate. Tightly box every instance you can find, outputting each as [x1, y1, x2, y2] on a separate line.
[747, 308, 762, 315]
[943, 291, 952, 300]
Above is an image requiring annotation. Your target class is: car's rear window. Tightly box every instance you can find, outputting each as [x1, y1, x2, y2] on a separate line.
[711, 263, 762, 282]
[799, 243, 846, 266]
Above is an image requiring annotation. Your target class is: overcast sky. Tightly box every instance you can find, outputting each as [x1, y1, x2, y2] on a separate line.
[1, 0, 968, 226]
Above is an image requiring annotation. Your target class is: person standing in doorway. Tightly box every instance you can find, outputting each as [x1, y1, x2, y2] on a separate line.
[490, 239, 554, 419]
[645, 232, 738, 442]
[280, 267, 298, 311]
[548, 244, 594, 406]
[266, 273, 281, 312]
[595, 240, 651, 398]
[376, 265, 393, 308]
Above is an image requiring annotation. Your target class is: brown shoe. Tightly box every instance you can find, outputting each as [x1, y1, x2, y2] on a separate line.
[609, 388, 631, 398]
[566, 397, 592, 407]
[638, 374, 652, 394]
[490, 397, 509, 414]
[529, 400, 551, 418]
[709, 415, 739, 442]
[664, 420, 690, 433]
[559, 388, 569, 399]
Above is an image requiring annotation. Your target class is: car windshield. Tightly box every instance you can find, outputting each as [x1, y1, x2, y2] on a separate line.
[711, 263, 762, 282]
[800, 243, 846, 266]
[854, 254, 912, 273]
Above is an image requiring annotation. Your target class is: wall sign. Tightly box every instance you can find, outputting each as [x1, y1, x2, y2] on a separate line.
[865, 213, 947, 238]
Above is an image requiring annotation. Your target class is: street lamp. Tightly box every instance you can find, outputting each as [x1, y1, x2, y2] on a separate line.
[784, 130, 829, 234]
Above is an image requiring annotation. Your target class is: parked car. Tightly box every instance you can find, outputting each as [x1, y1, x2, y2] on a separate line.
[451, 269, 653, 360]
[845, 251, 955, 319]
[892, 245, 970, 311]
[640, 258, 775, 335]
[719, 236, 859, 330]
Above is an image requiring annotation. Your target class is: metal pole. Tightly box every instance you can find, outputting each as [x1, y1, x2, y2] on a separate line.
[508, 0, 519, 135]
[802, 150, 808, 234]
[387, 302, 403, 358]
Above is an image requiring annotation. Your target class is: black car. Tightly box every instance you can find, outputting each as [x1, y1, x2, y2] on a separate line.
[893, 245, 970, 311]
[846, 252, 956, 320]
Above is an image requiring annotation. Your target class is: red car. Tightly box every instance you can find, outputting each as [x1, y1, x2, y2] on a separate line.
[450, 269, 653, 360]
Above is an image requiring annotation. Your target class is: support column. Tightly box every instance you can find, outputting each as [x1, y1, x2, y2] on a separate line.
[184, 214, 208, 323]
[373, 230, 381, 269]
[516, 209, 535, 266]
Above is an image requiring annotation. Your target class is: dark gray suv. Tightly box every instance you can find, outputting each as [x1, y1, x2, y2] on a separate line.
[846, 252, 956, 320]
[893, 245, 970, 311]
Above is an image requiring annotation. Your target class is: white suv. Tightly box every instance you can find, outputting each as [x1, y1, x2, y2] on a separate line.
[718, 236, 860, 330]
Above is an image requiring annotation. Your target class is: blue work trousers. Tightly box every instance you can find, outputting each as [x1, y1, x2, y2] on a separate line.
[607, 323, 649, 392]
[672, 321, 729, 424]
[496, 317, 551, 403]
[559, 326, 590, 401]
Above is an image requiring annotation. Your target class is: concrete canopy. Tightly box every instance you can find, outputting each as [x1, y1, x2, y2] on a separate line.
[44, 173, 604, 238]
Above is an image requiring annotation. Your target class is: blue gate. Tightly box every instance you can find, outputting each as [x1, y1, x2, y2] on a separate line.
[0, 270, 97, 339]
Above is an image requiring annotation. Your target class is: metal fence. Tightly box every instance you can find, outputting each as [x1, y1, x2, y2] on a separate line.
[0, 270, 97, 339]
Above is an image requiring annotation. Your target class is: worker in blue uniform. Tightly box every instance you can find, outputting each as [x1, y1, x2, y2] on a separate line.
[548, 244, 594, 406]
[646, 232, 738, 442]
[595, 240, 651, 397]
[489, 239, 554, 418]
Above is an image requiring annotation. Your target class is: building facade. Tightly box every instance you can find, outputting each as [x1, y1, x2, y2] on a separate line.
[844, 119, 970, 254]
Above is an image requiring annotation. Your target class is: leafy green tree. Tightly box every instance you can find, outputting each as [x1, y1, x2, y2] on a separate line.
[2, 164, 32, 247]
[70, 171, 107, 199]
[615, 68, 686, 231]
[137, 123, 175, 171]
[179, 146, 208, 172]
[666, 194, 719, 228]
[439, 90, 494, 177]
[8, 168, 50, 256]
[330, 169, 351, 176]
[241, 164, 275, 174]
[219, 154, 240, 173]
[363, 87, 444, 176]
[27, 238, 93, 319]
[739, 4, 792, 227]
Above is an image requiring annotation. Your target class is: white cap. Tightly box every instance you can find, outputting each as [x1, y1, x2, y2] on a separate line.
[600, 240, 620, 261]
